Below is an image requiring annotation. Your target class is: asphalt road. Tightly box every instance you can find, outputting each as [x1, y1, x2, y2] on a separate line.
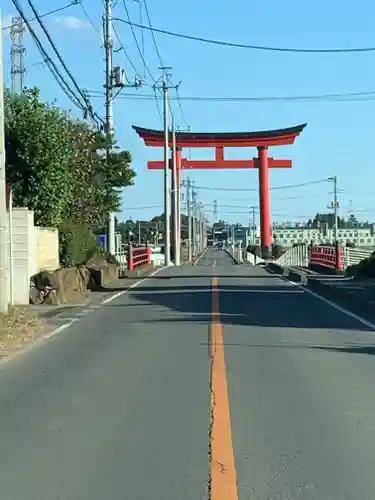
[1, 248, 375, 499]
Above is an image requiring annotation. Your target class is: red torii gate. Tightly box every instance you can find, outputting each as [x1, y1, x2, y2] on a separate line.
[133, 124, 306, 258]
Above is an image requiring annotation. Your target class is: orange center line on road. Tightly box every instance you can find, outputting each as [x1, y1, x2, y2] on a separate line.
[210, 275, 238, 500]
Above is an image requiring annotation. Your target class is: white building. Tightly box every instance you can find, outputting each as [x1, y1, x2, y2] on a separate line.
[245, 225, 375, 248]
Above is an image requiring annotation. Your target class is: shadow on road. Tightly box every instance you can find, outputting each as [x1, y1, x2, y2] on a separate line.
[104, 273, 374, 332]
[197, 341, 375, 356]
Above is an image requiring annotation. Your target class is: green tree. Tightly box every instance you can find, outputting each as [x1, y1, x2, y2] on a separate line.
[4, 88, 74, 226]
[4, 88, 135, 230]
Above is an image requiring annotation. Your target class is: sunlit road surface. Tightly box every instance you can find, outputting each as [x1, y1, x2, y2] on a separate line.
[1, 248, 375, 499]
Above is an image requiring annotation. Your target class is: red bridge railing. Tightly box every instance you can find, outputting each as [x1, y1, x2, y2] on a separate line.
[128, 246, 151, 271]
[308, 245, 343, 271]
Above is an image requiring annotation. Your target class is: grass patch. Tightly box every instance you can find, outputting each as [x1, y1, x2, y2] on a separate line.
[0, 307, 50, 359]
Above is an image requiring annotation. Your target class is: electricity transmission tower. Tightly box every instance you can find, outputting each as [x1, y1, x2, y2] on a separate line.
[10, 17, 26, 93]
[213, 199, 218, 223]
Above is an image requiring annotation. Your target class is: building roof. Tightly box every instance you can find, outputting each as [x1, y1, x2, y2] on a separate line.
[132, 124, 307, 148]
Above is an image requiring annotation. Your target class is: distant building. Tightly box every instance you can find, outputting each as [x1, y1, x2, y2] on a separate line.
[237, 223, 375, 248]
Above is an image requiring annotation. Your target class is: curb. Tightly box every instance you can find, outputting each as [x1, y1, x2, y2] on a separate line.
[266, 262, 375, 314]
[224, 249, 240, 264]
[306, 276, 375, 313]
[265, 262, 307, 284]
[192, 248, 208, 266]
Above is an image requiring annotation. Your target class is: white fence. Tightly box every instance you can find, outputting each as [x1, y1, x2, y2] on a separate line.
[344, 247, 373, 267]
[245, 253, 265, 265]
[226, 246, 244, 263]
[275, 246, 308, 268]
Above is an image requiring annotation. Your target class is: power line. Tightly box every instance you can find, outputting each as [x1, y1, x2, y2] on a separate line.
[122, 204, 163, 210]
[24, 0, 103, 125]
[175, 85, 189, 127]
[78, 0, 101, 34]
[113, 18, 375, 54]
[2, 1, 77, 30]
[120, 0, 156, 83]
[194, 179, 330, 192]
[85, 88, 375, 103]
[112, 22, 143, 79]
[142, 0, 163, 66]
[153, 85, 162, 122]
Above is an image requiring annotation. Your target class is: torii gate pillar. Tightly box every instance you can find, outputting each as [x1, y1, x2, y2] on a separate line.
[258, 146, 271, 255]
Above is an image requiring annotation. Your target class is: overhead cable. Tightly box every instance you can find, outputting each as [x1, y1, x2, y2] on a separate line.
[78, 0, 101, 34]
[175, 86, 189, 128]
[142, 0, 164, 66]
[2, 1, 77, 30]
[113, 18, 375, 54]
[120, 0, 157, 83]
[25, 0, 103, 125]
[112, 22, 143, 79]
[194, 179, 330, 192]
[85, 89, 375, 103]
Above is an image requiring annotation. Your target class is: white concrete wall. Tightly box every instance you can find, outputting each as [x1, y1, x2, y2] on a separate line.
[9, 208, 59, 305]
[10, 209, 34, 305]
[35, 227, 59, 272]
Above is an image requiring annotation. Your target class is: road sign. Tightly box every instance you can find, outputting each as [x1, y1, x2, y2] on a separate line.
[97, 234, 107, 250]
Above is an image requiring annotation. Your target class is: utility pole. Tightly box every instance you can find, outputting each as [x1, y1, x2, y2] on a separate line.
[104, 0, 116, 255]
[249, 205, 257, 244]
[171, 115, 180, 265]
[104, 0, 135, 255]
[153, 68, 180, 266]
[10, 17, 26, 93]
[200, 203, 205, 252]
[328, 176, 339, 243]
[196, 203, 202, 255]
[192, 181, 197, 257]
[185, 177, 192, 261]
[162, 68, 171, 265]
[0, 15, 9, 313]
[154, 67, 172, 266]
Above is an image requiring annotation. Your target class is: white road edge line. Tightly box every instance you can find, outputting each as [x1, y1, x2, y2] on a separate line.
[0, 266, 168, 366]
[100, 265, 167, 305]
[193, 247, 208, 266]
[0, 322, 73, 368]
[285, 278, 375, 331]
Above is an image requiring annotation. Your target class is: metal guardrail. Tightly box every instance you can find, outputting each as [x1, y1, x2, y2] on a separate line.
[275, 245, 374, 270]
[225, 246, 243, 263]
[275, 246, 308, 267]
[343, 247, 373, 267]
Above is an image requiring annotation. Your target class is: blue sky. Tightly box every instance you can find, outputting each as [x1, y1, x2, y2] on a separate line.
[2, 0, 375, 226]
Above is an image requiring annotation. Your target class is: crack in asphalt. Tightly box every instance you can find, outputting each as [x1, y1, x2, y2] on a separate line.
[208, 319, 218, 500]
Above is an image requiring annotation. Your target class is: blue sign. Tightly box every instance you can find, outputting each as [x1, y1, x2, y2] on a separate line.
[97, 234, 107, 250]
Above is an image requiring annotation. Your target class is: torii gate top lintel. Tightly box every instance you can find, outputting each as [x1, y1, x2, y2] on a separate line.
[132, 123, 306, 148]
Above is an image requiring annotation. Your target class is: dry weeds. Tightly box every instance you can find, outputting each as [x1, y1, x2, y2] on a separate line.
[0, 307, 50, 359]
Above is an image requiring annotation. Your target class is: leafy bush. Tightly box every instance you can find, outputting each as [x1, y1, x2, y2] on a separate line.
[247, 245, 262, 257]
[59, 224, 102, 267]
[347, 252, 375, 279]
[272, 244, 284, 259]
